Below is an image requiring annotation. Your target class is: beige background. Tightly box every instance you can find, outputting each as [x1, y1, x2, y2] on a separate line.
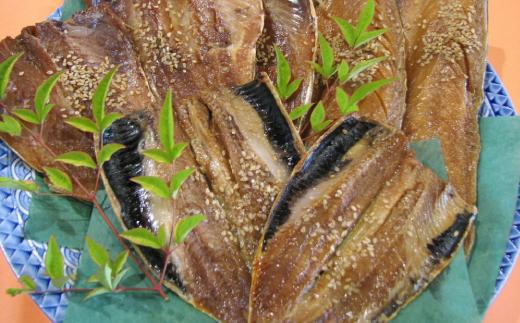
[0, 0, 519, 322]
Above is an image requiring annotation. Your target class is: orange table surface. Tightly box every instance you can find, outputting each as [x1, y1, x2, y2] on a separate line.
[0, 1, 519, 322]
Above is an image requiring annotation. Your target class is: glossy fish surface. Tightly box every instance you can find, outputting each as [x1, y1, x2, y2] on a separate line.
[250, 117, 476, 322]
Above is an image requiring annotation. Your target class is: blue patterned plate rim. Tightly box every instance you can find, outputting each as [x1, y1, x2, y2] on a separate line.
[0, 6, 518, 323]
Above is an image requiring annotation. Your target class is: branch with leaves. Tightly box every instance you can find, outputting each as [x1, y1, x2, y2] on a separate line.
[0, 53, 205, 301]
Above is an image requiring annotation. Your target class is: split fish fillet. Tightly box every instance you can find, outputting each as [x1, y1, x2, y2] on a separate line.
[250, 117, 476, 322]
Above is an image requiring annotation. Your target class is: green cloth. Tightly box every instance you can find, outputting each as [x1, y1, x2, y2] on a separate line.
[24, 175, 92, 249]
[61, 0, 85, 20]
[411, 139, 449, 181]
[63, 191, 213, 323]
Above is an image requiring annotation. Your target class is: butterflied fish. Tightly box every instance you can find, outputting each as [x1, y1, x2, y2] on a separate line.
[256, 0, 317, 120]
[311, 0, 406, 133]
[0, 4, 152, 199]
[104, 76, 304, 321]
[250, 117, 476, 322]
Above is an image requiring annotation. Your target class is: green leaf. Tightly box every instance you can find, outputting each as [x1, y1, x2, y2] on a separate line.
[174, 214, 206, 244]
[357, 0, 376, 36]
[87, 274, 99, 284]
[142, 149, 171, 164]
[0, 115, 22, 136]
[289, 103, 313, 121]
[101, 264, 113, 290]
[100, 112, 123, 132]
[111, 251, 129, 274]
[160, 90, 175, 155]
[275, 46, 291, 97]
[43, 167, 73, 193]
[333, 17, 356, 48]
[313, 119, 332, 133]
[318, 33, 335, 78]
[66, 117, 98, 133]
[20, 275, 37, 290]
[130, 176, 170, 199]
[170, 143, 188, 161]
[98, 143, 125, 165]
[170, 168, 195, 198]
[6, 288, 25, 297]
[112, 268, 129, 288]
[55, 151, 97, 169]
[12, 109, 40, 125]
[83, 287, 111, 301]
[355, 29, 388, 48]
[337, 60, 350, 83]
[51, 277, 68, 289]
[0, 53, 23, 100]
[157, 224, 167, 248]
[34, 73, 62, 123]
[120, 227, 162, 249]
[309, 61, 324, 76]
[92, 67, 118, 126]
[86, 236, 109, 268]
[348, 56, 387, 82]
[285, 79, 302, 100]
[0, 177, 38, 192]
[310, 102, 330, 133]
[336, 88, 358, 116]
[45, 235, 64, 281]
[351, 78, 393, 105]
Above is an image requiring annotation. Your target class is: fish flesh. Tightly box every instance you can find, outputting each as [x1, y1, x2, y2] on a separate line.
[104, 76, 304, 321]
[398, 0, 487, 207]
[313, 0, 407, 131]
[250, 117, 476, 322]
[256, 0, 317, 119]
[0, 4, 153, 198]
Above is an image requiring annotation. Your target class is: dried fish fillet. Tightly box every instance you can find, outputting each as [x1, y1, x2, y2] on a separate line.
[256, 0, 317, 118]
[314, 0, 407, 130]
[250, 117, 476, 322]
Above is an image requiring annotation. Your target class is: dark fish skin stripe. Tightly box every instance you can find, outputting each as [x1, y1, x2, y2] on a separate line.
[234, 79, 301, 168]
[262, 118, 376, 249]
[427, 211, 475, 263]
[103, 118, 185, 291]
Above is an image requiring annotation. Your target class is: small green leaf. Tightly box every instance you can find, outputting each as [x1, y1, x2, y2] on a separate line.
[83, 287, 111, 301]
[0, 53, 23, 100]
[130, 176, 170, 199]
[34, 73, 62, 123]
[309, 61, 324, 76]
[6, 288, 25, 297]
[0, 115, 22, 136]
[170, 168, 194, 198]
[351, 78, 393, 105]
[284, 79, 302, 100]
[310, 102, 328, 132]
[51, 277, 68, 289]
[357, 0, 376, 35]
[174, 214, 206, 244]
[289, 103, 313, 121]
[101, 264, 113, 290]
[0, 177, 38, 192]
[20, 275, 37, 291]
[275, 46, 291, 97]
[120, 227, 162, 249]
[157, 224, 167, 248]
[160, 90, 175, 155]
[333, 17, 356, 48]
[86, 236, 110, 268]
[43, 167, 73, 193]
[66, 117, 98, 133]
[12, 109, 40, 125]
[355, 29, 388, 48]
[318, 33, 336, 78]
[313, 120, 332, 133]
[112, 268, 129, 288]
[100, 112, 123, 131]
[337, 60, 350, 83]
[142, 149, 171, 164]
[45, 235, 64, 281]
[348, 56, 387, 82]
[110, 251, 129, 274]
[170, 142, 188, 161]
[336, 87, 350, 115]
[87, 274, 99, 283]
[92, 67, 118, 126]
[98, 143, 125, 165]
[55, 151, 97, 169]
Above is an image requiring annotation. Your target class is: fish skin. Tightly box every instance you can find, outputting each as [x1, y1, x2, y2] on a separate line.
[313, 0, 407, 131]
[256, 0, 317, 120]
[250, 117, 475, 322]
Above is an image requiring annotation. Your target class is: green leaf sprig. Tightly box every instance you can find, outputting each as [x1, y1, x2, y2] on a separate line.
[310, 33, 337, 79]
[275, 46, 302, 101]
[333, 0, 388, 49]
[335, 78, 393, 116]
[0, 53, 22, 100]
[45, 235, 69, 288]
[310, 102, 332, 133]
[337, 56, 387, 84]
[6, 275, 37, 297]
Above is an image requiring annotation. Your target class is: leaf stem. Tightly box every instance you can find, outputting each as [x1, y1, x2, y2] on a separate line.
[160, 161, 177, 285]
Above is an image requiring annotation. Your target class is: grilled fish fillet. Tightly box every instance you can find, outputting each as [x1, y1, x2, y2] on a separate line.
[314, 0, 407, 130]
[250, 117, 476, 322]
[398, 0, 487, 207]
[256, 0, 317, 119]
